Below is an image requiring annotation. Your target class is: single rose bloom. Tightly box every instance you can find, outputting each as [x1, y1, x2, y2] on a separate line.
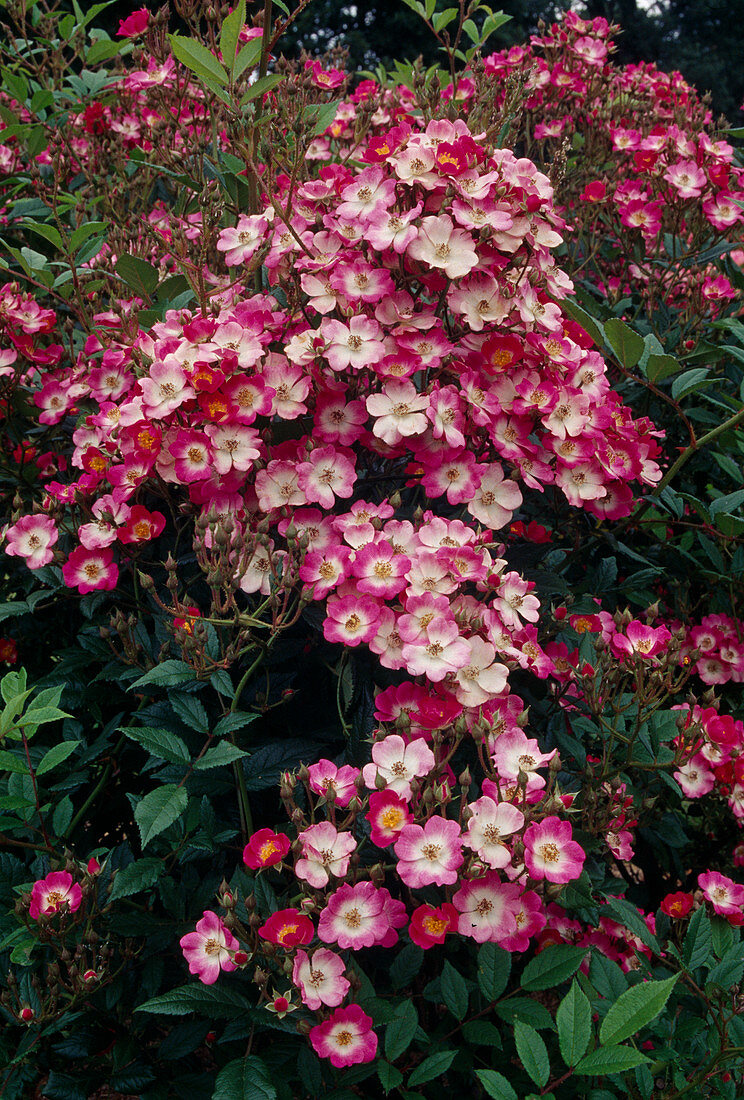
[310, 1005, 377, 1068]
[698, 871, 744, 921]
[660, 892, 694, 919]
[29, 871, 82, 919]
[242, 828, 290, 870]
[523, 817, 585, 884]
[292, 948, 350, 1009]
[258, 908, 314, 948]
[409, 902, 459, 948]
[179, 910, 239, 985]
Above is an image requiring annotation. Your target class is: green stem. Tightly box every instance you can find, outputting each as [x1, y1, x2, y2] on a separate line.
[229, 649, 267, 840]
[630, 403, 744, 529]
[67, 733, 126, 836]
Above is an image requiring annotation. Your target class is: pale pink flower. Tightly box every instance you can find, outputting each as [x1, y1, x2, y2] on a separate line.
[468, 465, 523, 530]
[455, 637, 509, 706]
[499, 890, 547, 952]
[401, 615, 471, 682]
[361, 734, 435, 799]
[216, 213, 269, 265]
[323, 594, 381, 647]
[366, 380, 429, 445]
[524, 817, 585, 884]
[321, 315, 385, 371]
[453, 872, 523, 943]
[299, 446, 356, 509]
[318, 881, 390, 949]
[465, 796, 524, 868]
[394, 816, 464, 887]
[307, 760, 360, 807]
[4, 515, 58, 569]
[295, 822, 357, 889]
[408, 214, 478, 279]
[491, 729, 556, 782]
[293, 948, 350, 1010]
[179, 910, 239, 985]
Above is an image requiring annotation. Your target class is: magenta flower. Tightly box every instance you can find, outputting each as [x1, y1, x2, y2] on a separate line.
[318, 881, 391, 949]
[524, 817, 586, 884]
[242, 828, 290, 871]
[310, 1005, 378, 1068]
[307, 759, 360, 807]
[366, 789, 412, 847]
[179, 911, 239, 985]
[61, 546, 118, 594]
[29, 871, 82, 920]
[453, 873, 523, 943]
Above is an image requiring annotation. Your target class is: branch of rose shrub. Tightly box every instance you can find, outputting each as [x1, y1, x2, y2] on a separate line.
[625, 403, 744, 533]
[20, 729, 52, 847]
[67, 731, 128, 837]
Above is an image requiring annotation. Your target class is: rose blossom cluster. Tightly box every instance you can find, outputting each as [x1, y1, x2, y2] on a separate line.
[3, 112, 664, 604]
[471, 13, 744, 325]
[179, 726, 587, 1068]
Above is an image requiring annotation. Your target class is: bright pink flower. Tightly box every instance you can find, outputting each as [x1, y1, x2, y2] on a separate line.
[310, 1005, 378, 1068]
[366, 789, 412, 847]
[258, 908, 314, 948]
[491, 729, 556, 782]
[394, 816, 464, 887]
[117, 7, 150, 36]
[295, 822, 356, 889]
[698, 871, 744, 920]
[408, 214, 479, 279]
[453, 872, 523, 943]
[61, 546, 118, 594]
[118, 505, 166, 544]
[216, 214, 269, 265]
[242, 828, 290, 870]
[524, 817, 585, 884]
[361, 734, 435, 799]
[409, 902, 459, 948]
[293, 948, 350, 1009]
[179, 911, 238, 985]
[660, 892, 694, 919]
[29, 871, 82, 919]
[610, 621, 671, 659]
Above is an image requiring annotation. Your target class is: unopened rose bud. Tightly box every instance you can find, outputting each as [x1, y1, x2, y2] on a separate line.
[458, 767, 472, 789]
[19, 1005, 34, 1023]
[86, 857, 101, 875]
[233, 950, 249, 966]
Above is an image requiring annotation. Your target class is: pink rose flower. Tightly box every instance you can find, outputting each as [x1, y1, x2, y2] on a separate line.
[242, 828, 290, 870]
[293, 948, 350, 1010]
[179, 911, 239, 985]
[29, 871, 82, 919]
[524, 816, 586, 884]
[310, 1005, 378, 1068]
[394, 816, 464, 888]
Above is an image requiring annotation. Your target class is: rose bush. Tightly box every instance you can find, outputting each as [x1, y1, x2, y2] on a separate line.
[1, 2, 744, 1098]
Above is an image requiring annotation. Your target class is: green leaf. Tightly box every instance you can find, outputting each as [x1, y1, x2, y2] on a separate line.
[556, 979, 591, 1067]
[169, 34, 229, 85]
[671, 367, 712, 401]
[645, 353, 683, 384]
[129, 661, 194, 691]
[407, 1050, 456, 1088]
[213, 711, 259, 738]
[114, 254, 158, 298]
[86, 38, 124, 65]
[137, 983, 253, 1017]
[234, 36, 263, 80]
[521, 945, 587, 992]
[121, 726, 190, 765]
[240, 73, 283, 104]
[440, 960, 469, 1020]
[70, 221, 107, 252]
[385, 1001, 418, 1062]
[514, 1020, 549, 1088]
[599, 975, 679, 1046]
[432, 8, 458, 33]
[170, 693, 209, 734]
[389, 942, 423, 989]
[213, 1056, 276, 1100]
[220, 0, 246, 75]
[475, 1070, 517, 1100]
[22, 221, 63, 249]
[462, 1020, 502, 1047]
[194, 742, 250, 769]
[707, 942, 744, 989]
[683, 905, 713, 971]
[601, 897, 660, 954]
[378, 1061, 404, 1093]
[477, 942, 511, 1002]
[110, 857, 162, 901]
[52, 795, 73, 836]
[134, 784, 188, 848]
[0, 750, 29, 774]
[305, 98, 341, 137]
[709, 488, 744, 519]
[495, 997, 554, 1031]
[36, 741, 77, 776]
[604, 318, 644, 369]
[574, 1046, 650, 1075]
